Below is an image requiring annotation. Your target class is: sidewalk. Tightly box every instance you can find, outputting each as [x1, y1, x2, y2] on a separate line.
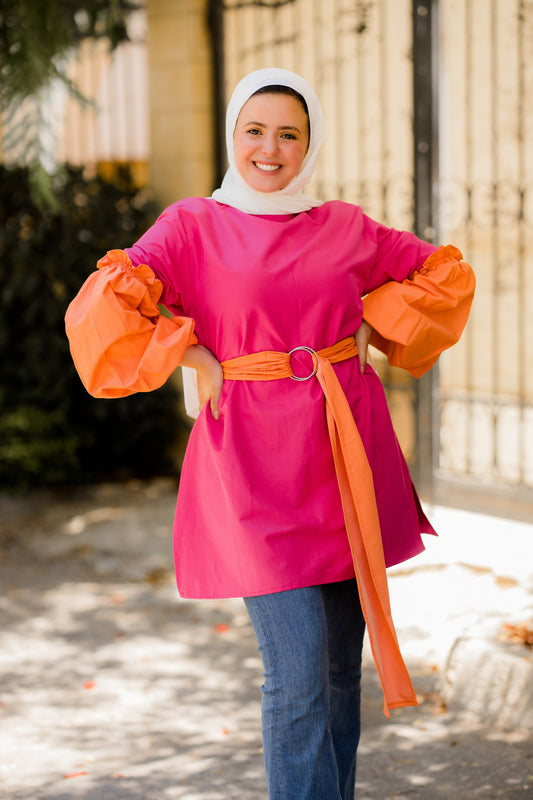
[0, 479, 531, 799]
[388, 504, 533, 731]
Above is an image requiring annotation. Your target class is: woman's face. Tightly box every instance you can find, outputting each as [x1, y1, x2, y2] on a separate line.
[233, 92, 309, 193]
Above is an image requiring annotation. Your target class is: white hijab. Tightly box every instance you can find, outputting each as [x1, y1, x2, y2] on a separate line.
[211, 67, 324, 215]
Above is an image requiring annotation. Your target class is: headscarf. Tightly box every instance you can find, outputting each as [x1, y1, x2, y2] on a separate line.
[211, 67, 324, 215]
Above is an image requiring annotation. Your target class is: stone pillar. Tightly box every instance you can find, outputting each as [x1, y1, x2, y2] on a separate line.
[147, 0, 214, 208]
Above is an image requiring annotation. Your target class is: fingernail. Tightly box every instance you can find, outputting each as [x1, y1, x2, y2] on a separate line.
[213, 410, 220, 420]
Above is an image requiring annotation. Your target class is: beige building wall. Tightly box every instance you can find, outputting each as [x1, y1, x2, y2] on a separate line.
[147, 0, 214, 208]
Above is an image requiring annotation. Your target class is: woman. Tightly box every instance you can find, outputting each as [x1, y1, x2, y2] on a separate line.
[66, 68, 475, 800]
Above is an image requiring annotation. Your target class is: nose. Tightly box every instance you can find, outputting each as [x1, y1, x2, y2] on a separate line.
[261, 134, 279, 157]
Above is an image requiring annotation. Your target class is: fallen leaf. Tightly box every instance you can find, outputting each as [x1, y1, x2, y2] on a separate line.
[499, 622, 533, 649]
[215, 623, 230, 633]
[63, 771, 88, 779]
[83, 681, 96, 690]
[144, 567, 171, 586]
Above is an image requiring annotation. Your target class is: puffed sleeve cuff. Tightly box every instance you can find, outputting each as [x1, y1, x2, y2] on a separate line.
[65, 249, 198, 398]
[362, 245, 475, 377]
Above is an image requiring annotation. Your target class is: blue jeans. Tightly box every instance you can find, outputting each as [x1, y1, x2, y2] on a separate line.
[244, 579, 365, 800]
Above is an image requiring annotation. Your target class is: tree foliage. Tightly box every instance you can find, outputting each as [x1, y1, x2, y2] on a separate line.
[0, 0, 139, 106]
[0, 162, 186, 490]
[0, 0, 141, 205]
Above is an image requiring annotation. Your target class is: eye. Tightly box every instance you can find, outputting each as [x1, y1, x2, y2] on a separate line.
[246, 128, 262, 135]
[281, 132, 297, 140]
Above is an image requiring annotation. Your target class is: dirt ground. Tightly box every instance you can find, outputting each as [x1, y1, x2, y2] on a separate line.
[0, 478, 531, 799]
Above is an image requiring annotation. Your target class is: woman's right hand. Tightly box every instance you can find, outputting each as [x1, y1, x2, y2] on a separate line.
[182, 344, 224, 420]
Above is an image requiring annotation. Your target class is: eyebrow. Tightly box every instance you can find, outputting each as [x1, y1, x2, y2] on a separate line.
[243, 121, 303, 134]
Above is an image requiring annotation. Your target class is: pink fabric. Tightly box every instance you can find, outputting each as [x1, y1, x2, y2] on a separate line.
[125, 198, 437, 599]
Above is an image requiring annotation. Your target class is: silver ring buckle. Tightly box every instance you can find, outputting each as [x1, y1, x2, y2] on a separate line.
[288, 346, 318, 382]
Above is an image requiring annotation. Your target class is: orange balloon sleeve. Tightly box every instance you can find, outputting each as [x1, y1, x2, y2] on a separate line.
[362, 245, 475, 377]
[65, 249, 197, 398]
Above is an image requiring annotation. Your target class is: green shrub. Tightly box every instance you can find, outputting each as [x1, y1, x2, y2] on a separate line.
[0, 163, 185, 490]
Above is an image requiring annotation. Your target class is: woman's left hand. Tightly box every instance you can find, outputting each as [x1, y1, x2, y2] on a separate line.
[354, 319, 374, 372]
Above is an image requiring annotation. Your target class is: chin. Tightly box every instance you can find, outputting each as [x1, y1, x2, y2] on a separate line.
[250, 182, 280, 194]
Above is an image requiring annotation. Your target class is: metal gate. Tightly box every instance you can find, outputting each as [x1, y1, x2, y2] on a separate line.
[435, 0, 533, 519]
[209, 0, 533, 521]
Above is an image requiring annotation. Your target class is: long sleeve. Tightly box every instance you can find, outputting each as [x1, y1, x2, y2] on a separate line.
[65, 249, 197, 398]
[362, 245, 475, 377]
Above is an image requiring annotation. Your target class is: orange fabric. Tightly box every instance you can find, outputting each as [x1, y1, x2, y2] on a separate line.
[362, 245, 475, 377]
[223, 337, 417, 717]
[65, 250, 198, 398]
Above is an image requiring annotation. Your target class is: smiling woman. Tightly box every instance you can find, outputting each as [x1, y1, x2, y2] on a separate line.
[64, 67, 475, 800]
[233, 88, 310, 193]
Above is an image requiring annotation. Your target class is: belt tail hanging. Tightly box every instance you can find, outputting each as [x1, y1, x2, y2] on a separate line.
[316, 356, 417, 717]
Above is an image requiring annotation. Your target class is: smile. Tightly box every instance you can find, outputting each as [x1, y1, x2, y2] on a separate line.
[254, 162, 282, 172]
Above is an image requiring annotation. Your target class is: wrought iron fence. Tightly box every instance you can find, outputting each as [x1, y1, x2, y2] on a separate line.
[435, 0, 533, 518]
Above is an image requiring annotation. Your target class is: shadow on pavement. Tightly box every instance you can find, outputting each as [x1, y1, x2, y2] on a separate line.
[0, 479, 531, 799]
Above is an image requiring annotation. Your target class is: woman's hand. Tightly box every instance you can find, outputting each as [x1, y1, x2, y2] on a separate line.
[182, 344, 224, 420]
[354, 319, 374, 373]
[197, 357, 224, 419]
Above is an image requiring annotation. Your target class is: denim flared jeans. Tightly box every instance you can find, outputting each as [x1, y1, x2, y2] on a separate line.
[244, 578, 365, 800]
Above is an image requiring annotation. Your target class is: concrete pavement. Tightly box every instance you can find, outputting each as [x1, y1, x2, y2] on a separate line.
[0, 479, 531, 799]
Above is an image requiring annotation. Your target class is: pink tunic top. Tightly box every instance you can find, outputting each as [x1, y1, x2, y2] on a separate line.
[124, 198, 437, 599]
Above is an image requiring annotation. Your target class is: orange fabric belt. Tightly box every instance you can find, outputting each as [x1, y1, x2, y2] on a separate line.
[222, 336, 417, 717]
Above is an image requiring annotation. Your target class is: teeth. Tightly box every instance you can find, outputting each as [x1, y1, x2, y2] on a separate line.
[255, 162, 281, 172]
